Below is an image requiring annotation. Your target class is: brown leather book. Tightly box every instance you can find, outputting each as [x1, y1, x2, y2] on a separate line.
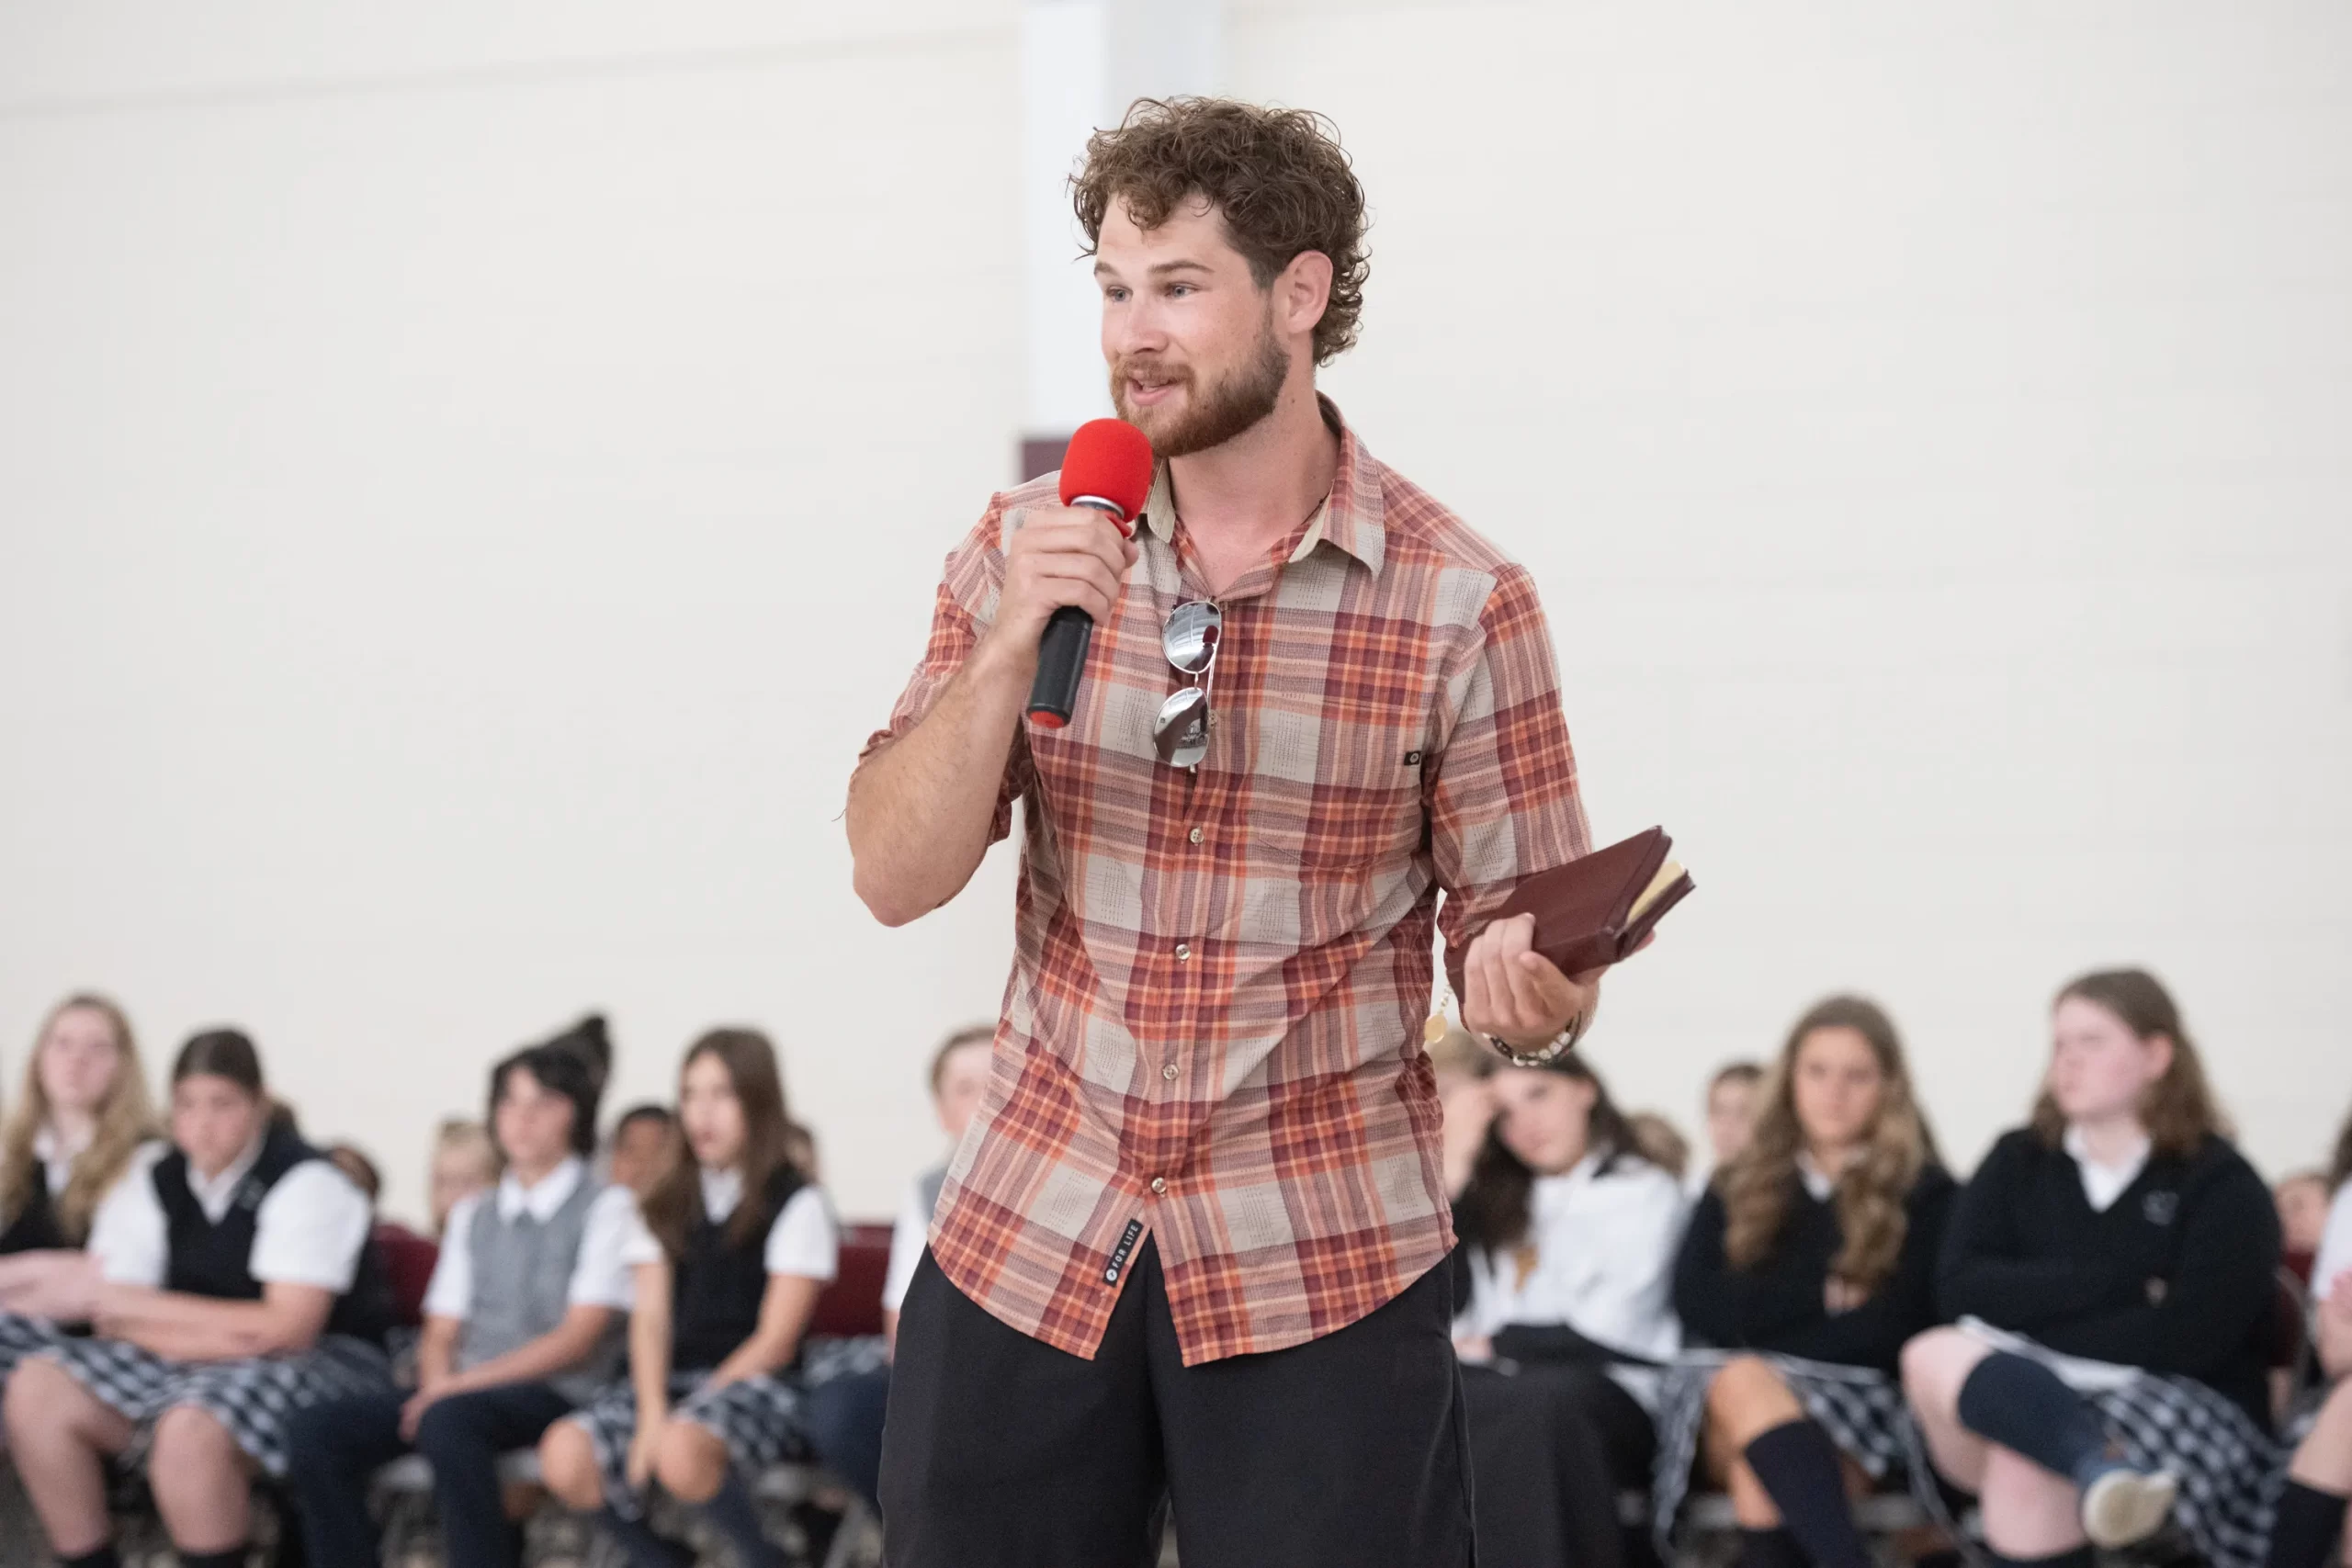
[1445, 826, 1693, 998]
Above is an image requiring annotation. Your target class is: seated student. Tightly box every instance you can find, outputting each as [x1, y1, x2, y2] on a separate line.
[284, 1043, 636, 1568]
[538, 1028, 841, 1568]
[0, 994, 158, 1377]
[609, 1104, 681, 1200]
[1903, 969, 2281, 1568]
[2262, 1104, 2352, 1568]
[1693, 1059, 1768, 1195]
[2279, 1170, 2334, 1269]
[1451, 1054, 1686, 1568]
[4, 1028, 392, 1568]
[430, 1117, 500, 1237]
[1654, 997, 1956, 1568]
[790, 1021, 993, 1540]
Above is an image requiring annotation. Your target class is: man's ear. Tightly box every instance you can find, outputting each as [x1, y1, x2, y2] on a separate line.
[1279, 250, 1333, 344]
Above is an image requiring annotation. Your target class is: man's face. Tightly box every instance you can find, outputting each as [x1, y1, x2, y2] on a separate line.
[1096, 195, 1293, 458]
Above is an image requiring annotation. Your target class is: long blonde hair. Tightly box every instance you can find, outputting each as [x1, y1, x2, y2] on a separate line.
[1721, 996, 1939, 1292]
[1, 994, 155, 1245]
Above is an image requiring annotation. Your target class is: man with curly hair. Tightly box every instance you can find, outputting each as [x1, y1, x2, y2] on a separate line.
[850, 96, 1604, 1566]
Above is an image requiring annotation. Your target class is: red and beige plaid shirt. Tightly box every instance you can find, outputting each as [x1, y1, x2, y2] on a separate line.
[860, 400, 1591, 1364]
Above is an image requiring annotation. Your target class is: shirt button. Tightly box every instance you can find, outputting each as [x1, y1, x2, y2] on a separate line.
[1188, 827, 1204, 844]
[1162, 1063, 1180, 1081]
[1150, 1177, 1169, 1194]
[1174, 942, 1192, 962]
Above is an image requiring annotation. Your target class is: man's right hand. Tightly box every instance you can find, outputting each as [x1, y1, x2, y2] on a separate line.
[984, 504, 1140, 672]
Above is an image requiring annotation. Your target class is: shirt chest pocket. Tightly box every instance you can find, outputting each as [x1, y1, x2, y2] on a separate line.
[1236, 694, 1432, 876]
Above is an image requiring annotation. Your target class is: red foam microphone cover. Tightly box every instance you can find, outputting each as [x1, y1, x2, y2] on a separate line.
[1058, 418, 1156, 530]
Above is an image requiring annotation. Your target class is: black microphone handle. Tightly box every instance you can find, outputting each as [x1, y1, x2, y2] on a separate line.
[1027, 604, 1096, 728]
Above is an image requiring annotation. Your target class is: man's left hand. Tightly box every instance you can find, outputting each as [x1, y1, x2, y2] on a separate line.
[1460, 913, 1604, 1054]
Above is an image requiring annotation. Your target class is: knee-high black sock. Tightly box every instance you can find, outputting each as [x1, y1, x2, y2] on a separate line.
[697, 1472, 782, 1568]
[1742, 1419, 1872, 1568]
[178, 1549, 249, 1568]
[1992, 1547, 2093, 1568]
[1736, 1526, 1811, 1568]
[595, 1507, 695, 1568]
[2266, 1481, 2350, 1568]
[1956, 1352, 2117, 1488]
[59, 1549, 120, 1568]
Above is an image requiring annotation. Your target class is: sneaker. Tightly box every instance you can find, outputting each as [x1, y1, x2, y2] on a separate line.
[2081, 1465, 2178, 1548]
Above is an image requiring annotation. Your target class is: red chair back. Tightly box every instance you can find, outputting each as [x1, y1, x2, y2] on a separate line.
[809, 1222, 894, 1338]
[372, 1222, 442, 1329]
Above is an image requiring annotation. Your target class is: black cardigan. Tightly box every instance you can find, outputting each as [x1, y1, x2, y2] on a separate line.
[1936, 1127, 2279, 1428]
[1674, 1164, 1956, 1373]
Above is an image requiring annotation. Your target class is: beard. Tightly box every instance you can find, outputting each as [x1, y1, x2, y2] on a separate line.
[1109, 307, 1291, 459]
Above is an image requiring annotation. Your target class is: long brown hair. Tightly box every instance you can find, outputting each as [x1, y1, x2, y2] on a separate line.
[639, 1028, 795, 1259]
[1721, 996, 1939, 1293]
[1453, 1055, 1640, 1257]
[1, 995, 154, 1245]
[2031, 968, 2229, 1157]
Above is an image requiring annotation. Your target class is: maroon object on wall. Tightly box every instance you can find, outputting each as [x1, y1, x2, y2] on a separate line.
[808, 1222, 896, 1339]
[1020, 434, 1074, 483]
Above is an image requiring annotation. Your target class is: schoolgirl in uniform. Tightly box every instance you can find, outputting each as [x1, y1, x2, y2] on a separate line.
[4, 1028, 390, 1568]
[539, 1028, 841, 1568]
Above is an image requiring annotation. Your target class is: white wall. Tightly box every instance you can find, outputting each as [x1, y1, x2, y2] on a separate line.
[0, 3, 1028, 1222]
[3, 3, 2346, 1224]
[1227, 0, 2352, 1172]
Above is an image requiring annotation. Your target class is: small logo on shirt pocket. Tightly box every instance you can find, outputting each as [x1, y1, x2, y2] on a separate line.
[2142, 1190, 2179, 1226]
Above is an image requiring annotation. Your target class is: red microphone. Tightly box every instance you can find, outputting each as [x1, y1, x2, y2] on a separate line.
[1026, 419, 1156, 729]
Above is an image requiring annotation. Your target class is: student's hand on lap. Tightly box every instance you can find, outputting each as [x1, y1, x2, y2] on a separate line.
[399, 1384, 444, 1441]
[627, 1425, 662, 1490]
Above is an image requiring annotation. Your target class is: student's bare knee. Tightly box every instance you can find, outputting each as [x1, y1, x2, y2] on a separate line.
[537, 1422, 605, 1511]
[1901, 1327, 1979, 1407]
[1709, 1355, 1792, 1420]
[653, 1419, 729, 1504]
[150, 1404, 250, 1505]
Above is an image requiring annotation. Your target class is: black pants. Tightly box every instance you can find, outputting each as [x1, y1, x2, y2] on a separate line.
[1461, 1361, 1658, 1568]
[880, 1240, 1474, 1568]
[283, 1380, 576, 1568]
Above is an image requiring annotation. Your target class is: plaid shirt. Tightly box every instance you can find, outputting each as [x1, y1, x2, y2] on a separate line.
[860, 400, 1591, 1364]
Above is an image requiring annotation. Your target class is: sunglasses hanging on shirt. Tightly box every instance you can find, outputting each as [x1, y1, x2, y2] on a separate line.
[1154, 600, 1222, 768]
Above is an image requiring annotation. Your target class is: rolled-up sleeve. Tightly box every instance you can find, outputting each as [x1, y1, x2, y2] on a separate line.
[1426, 563, 1592, 971]
[855, 498, 1033, 845]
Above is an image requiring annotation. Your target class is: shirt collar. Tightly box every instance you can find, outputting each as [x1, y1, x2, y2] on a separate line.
[1136, 395, 1385, 579]
[1796, 1154, 1838, 1202]
[698, 1165, 745, 1222]
[187, 1132, 267, 1221]
[496, 1155, 585, 1223]
[2064, 1124, 2151, 1178]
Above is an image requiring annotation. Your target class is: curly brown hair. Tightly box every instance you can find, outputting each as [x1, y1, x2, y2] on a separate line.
[1721, 996, 1940, 1294]
[1072, 96, 1370, 365]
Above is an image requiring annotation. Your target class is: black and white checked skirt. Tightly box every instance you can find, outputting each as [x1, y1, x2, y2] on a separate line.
[1902, 1355, 2286, 1568]
[34, 1332, 392, 1479]
[1651, 1350, 1914, 1549]
[0, 1310, 66, 1380]
[564, 1371, 817, 1519]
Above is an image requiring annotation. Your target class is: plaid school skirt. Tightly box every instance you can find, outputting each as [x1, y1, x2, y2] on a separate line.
[1902, 1336, 2287, 1568]
[34, 1332, 392, 1479]
[0, 1310, 66, 1379]
[565, 1370, 820, 1519]
[1652, 1351, 1914, 1550]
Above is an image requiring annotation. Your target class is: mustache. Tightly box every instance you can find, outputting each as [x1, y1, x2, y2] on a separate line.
[1114, 356, 1192, 387]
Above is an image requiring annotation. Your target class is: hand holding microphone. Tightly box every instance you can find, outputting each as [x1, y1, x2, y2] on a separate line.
[1007, 420, 1156, 729]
